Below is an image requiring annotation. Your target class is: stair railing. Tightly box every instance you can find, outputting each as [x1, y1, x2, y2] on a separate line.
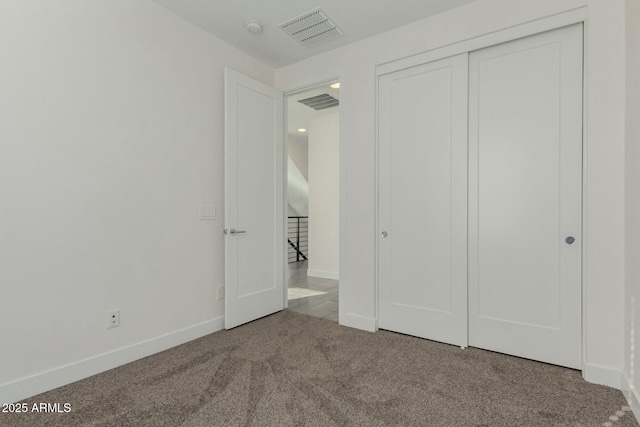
[287, 216, 308, 263]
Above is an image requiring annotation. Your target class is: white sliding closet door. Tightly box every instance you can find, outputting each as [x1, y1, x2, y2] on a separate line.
[468, 24, 583, 368]
[378, 53, 468, 347]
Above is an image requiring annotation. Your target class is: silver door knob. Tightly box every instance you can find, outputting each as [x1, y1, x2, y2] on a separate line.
[229, 228, 246, 235]
[565, 236, 576, 245]
[381, 231, 388, 238]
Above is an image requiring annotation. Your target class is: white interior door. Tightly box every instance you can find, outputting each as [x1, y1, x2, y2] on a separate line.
[378, 53, 468, 347]
[224, 68, 284, 329]
[468, 24, 583, 368]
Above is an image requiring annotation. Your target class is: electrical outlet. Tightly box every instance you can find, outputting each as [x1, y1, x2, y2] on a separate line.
[217, 286, 225, 300]
[107, 309, 120, 329]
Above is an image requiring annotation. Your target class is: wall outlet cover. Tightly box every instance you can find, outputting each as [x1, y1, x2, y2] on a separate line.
[107, 309, 120, 329]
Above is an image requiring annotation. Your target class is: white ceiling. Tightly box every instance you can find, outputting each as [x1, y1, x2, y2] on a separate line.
[152, 0, 477, 68]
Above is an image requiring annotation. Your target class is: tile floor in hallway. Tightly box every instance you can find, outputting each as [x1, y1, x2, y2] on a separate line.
[287, 261, 339, 322]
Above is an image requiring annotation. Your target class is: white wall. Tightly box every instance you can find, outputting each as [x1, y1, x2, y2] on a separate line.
[275, 0, 627, 388]
[625, 0, 640, 420]
[0, 0, 273, 404]
[288, 133, 309, 180]
[287, 133, 309, 216]
[307, 113, 339, 279]
[287, 156, 308, 216]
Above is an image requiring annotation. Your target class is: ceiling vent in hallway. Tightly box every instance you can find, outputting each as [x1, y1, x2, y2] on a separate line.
[279, 8, 343, 48]
[298, 93, 339, 111]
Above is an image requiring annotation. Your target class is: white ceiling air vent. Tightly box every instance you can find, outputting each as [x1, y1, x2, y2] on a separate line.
[298, 93, 339, 111]
[279, 8, 343, 48]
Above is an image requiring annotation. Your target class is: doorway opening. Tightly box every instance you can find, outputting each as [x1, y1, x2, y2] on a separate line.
[285, 80, 340, 322]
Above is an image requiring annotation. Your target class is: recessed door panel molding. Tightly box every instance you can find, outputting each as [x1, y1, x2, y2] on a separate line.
[225, 68, 284, 329]
[378, 53, 468, 347]
[468, 24, 583, 368]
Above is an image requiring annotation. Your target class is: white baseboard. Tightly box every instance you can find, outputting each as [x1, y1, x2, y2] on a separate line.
[339, 311, 376, 332]
[0, 316, 224, 405]
[583, 362, 622, 389]
[307, 269, 339, 280]
[623, 373, 640, 425]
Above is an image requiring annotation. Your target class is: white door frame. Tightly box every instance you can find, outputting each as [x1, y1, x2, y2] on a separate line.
[375, 7, 588, 373]
[282, 77, 345, 313]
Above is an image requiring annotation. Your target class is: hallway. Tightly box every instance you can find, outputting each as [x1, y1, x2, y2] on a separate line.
[287, 261, 338, 322]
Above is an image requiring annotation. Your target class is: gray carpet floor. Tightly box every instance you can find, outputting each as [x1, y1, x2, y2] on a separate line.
[1, 311, 637, 427]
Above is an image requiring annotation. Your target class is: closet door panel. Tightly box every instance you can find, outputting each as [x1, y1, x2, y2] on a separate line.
[378, 53, 468, 347]
[468, 24, 583, 368]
